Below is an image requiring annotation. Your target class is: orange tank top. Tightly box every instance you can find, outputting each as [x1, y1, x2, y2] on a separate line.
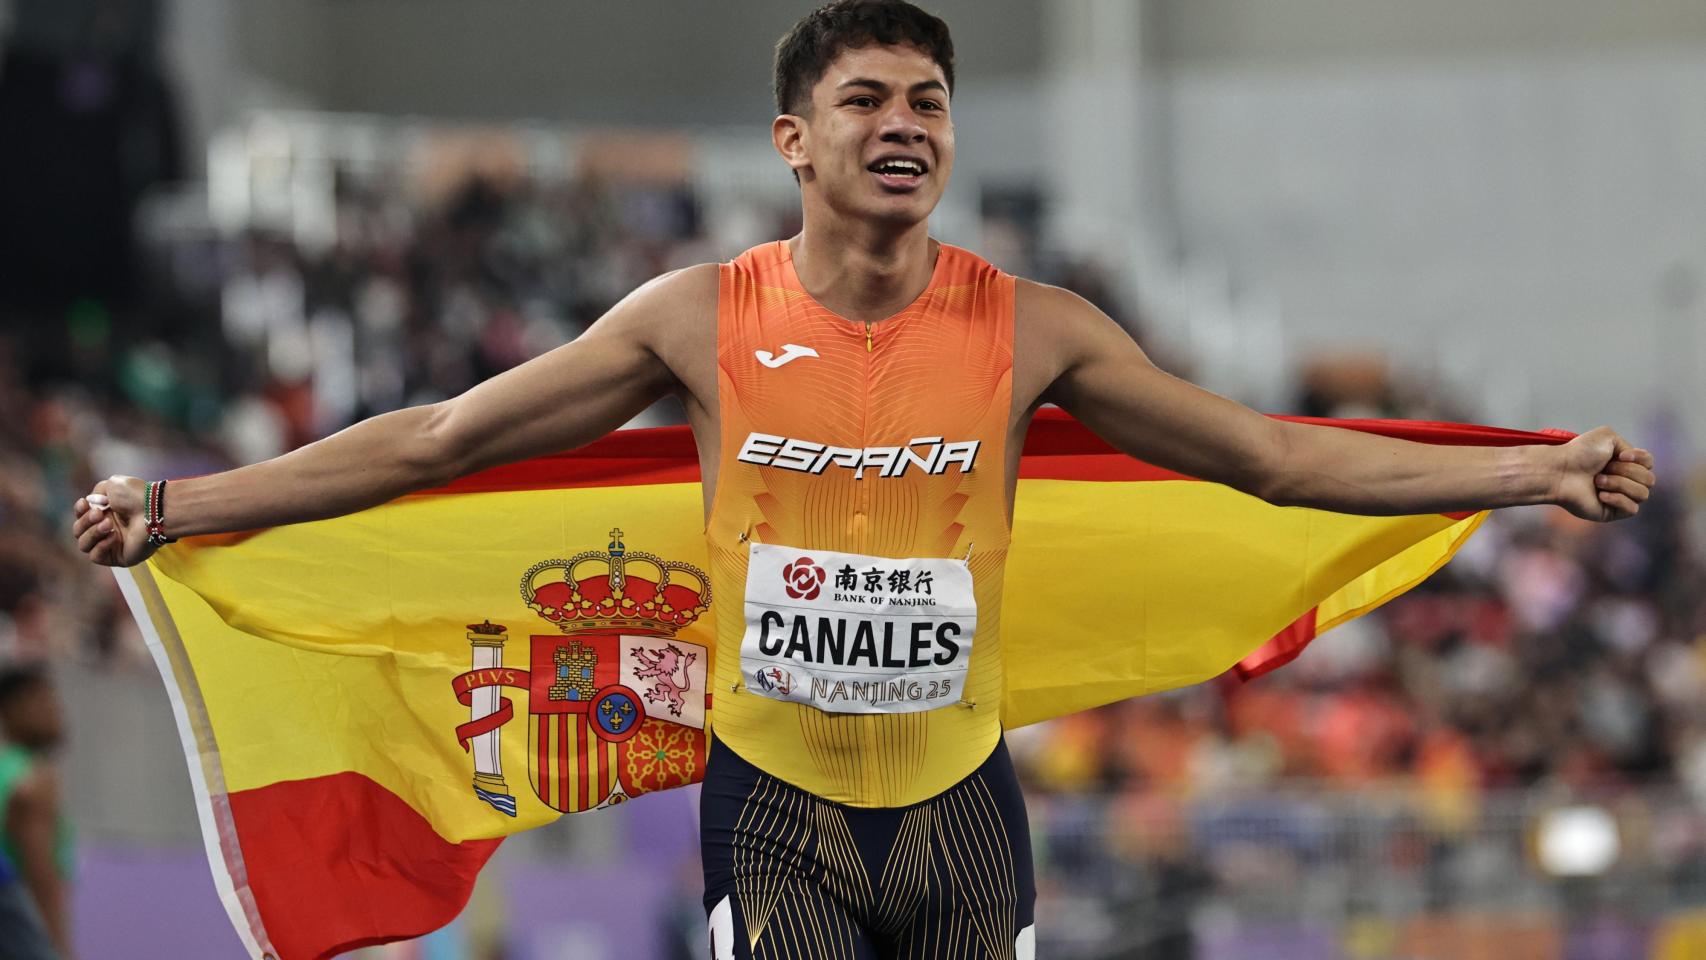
[705, 239, 1015, 807]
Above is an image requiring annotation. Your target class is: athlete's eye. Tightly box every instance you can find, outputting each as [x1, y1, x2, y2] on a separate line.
[916, 99, 943, 112]
[847, 95, 878, 108]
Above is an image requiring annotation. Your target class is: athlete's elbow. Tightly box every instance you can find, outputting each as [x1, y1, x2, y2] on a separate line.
[1243, 464, 1298, 507]
[1242, 422, 1300, 506]
[404, 402, 473, 489]
[1253, 474, 1306, 508]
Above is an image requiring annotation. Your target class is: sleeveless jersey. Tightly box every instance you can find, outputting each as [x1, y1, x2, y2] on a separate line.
[706, 239, 1015, 807]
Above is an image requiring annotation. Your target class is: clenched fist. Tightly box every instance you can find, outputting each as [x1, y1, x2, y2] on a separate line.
[70, 475, 155, 567]
[1551, 427, 1657, 522]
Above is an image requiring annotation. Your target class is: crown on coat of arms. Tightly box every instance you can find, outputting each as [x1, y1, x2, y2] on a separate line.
[520, 529, 711, 634]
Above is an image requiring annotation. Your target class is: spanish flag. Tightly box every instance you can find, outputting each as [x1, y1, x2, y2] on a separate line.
[115, 410, 1563, 958]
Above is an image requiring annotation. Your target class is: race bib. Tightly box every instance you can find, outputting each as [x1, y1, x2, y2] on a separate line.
[740, 543, 977, 714]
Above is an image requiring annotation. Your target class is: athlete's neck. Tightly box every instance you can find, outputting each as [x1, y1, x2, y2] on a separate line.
[788, 221, 937, 325]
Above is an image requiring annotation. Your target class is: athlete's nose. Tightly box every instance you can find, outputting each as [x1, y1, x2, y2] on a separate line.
[877, 105, 928, 145]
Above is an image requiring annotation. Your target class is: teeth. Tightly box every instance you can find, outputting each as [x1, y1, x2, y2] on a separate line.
[874, 160, 923, 175]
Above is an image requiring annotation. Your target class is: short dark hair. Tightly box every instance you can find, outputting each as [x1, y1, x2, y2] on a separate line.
[774, 0, 956, 116]
[0, 660, 48, 710]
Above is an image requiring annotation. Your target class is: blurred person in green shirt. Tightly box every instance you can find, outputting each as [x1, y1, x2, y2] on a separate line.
[0, 663, 72, 957]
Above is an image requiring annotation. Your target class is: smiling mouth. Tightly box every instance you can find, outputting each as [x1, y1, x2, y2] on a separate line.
[867, 157, 929, 190]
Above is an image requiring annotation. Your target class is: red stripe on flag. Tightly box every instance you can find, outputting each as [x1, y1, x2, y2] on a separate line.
[421, 456, 701, 495]
[415, 424, 701, 496]
[1234, 607, 1319, 681]
[405, 410, 1572, 497]
[557, 715, 569, 812]
[1018, 409, 1572, 482]
[599, 739, 612, 802]
[229, 771, 500, 960]
[577, 716, 590, 811]
[536, 716, 550, 810]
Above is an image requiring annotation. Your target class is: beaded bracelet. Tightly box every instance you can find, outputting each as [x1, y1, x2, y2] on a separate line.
[145, 479, 177, 547]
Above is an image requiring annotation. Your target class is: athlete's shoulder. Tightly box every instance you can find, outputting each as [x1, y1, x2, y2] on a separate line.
[933, 242, 1008, 286]
[601, 265, 717, 388]
[641, 262, 721, 301]
[723, 240, 790, 283]
[1013, 277, 1101, 323]
[613, 263, 719, 323]
[1011, 278, 1120, 395]
[592, 264, 718, 359]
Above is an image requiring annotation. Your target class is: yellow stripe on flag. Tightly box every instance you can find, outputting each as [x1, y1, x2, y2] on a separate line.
[998, 479, 1480, 727]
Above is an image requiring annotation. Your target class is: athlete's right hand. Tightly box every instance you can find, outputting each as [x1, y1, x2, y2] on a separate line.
[71, 476, 155, 568]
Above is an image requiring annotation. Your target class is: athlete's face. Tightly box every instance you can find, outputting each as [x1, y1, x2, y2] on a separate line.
[776, 44, 955, 227]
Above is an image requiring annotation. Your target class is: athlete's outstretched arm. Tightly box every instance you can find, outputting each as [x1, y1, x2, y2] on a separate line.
[1021, 280, 1655, 520]
[71, 265, 715, 567]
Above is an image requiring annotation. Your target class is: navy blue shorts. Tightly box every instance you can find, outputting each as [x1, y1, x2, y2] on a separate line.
[700, 736, 1035, 959]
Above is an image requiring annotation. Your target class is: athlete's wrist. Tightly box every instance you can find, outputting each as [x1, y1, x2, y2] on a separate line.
[1520, 444, 1570, 509]
[145, 479, 179, 546]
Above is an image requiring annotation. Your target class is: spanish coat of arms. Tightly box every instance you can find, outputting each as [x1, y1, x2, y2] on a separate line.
[450, 529, 711, 815]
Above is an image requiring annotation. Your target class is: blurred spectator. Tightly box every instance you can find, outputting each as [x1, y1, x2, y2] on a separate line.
[0, 662, 73, 955]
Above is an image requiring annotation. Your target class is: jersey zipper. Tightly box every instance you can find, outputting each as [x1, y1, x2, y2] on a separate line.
[855, 318, 873, 549]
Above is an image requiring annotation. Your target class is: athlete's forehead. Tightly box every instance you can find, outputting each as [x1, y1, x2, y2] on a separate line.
[809, 43, 950, 107]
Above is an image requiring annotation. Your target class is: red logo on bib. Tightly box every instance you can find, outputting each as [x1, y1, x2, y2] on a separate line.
[782, 557, 828, 600]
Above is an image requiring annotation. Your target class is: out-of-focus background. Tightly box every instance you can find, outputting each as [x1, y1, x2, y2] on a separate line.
[2, 0, 1705, 957]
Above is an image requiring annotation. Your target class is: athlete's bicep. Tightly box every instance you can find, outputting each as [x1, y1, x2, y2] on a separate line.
[435, 266, 709, 475]
[1029, 280, 1283, 496]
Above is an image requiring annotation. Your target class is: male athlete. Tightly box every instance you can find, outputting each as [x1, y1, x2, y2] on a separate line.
[72, 2, 1655, 957]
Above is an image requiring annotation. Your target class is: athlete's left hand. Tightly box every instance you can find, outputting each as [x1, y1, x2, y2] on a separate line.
[1551, 427, 1656, 522]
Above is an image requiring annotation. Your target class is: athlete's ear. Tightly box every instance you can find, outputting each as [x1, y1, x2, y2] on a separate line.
[773, 114, 811, 181]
